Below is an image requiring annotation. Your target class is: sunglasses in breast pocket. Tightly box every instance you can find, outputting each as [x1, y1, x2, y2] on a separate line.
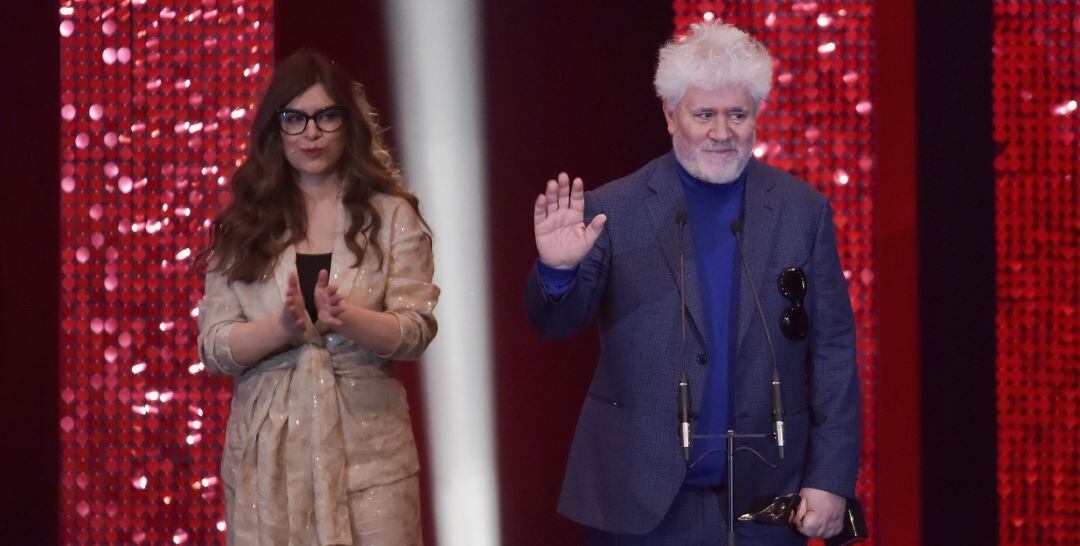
[778, 267, 808, 340]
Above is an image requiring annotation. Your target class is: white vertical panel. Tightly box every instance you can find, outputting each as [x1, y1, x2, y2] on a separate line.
[383, 1, 499, 545]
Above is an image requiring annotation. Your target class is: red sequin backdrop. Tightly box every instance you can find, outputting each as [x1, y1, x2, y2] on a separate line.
[993, 2, 1079, 544]
[673, 2, 880, 542]
[58, 1, 272, 543]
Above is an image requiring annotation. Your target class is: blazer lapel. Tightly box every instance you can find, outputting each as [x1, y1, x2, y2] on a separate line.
[273, 240, 298, 307]
[327, 199, 360, 301]
[736, 159, 781, 348]
[645, 153, 707, 342]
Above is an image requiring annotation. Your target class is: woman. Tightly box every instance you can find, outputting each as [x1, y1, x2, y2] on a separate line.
[197, 49, 437, 545]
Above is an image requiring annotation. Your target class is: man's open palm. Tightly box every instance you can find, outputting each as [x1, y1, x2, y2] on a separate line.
[533, 172, 607, 269]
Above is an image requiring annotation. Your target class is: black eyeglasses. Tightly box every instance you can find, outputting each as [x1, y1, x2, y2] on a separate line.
[277, 106, 346, 135]
[778, 267, 808, 340]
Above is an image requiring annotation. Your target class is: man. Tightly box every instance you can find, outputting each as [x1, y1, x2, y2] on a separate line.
[524, 22, 860, 544]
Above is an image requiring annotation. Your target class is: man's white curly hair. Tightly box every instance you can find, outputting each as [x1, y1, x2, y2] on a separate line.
[654, 21, 774, 110]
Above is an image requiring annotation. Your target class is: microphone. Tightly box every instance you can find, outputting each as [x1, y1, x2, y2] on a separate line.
[678, 371, 691, 462]
[730, 220, 785, 460]
[676, 210, 691, 462]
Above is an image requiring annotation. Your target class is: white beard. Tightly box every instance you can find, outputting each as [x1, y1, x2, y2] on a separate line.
[672, 137, 754, 185]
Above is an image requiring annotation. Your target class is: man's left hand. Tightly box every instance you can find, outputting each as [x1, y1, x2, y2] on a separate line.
[795, 487, 845, 538]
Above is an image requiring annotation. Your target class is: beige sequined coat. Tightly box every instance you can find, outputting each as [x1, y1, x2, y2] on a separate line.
[197, 193, 438, 545]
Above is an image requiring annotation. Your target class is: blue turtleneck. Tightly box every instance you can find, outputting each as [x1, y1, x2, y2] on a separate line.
[678, 163, 745, 486]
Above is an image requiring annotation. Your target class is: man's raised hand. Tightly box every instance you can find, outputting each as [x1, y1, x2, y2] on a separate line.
[533, 172, 607, 269]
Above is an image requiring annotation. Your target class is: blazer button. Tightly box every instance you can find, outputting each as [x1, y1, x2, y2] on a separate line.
[696, 353, 707, 365]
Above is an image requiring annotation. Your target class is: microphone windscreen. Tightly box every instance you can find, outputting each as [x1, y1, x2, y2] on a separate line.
[730, 219, 744, 235]
[675, 210, 688, 226]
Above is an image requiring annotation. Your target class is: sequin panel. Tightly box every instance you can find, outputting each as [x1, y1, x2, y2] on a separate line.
[993, 2, 1079, 544]
[58, 1, 273, 543]
[673, 2, 879, 542]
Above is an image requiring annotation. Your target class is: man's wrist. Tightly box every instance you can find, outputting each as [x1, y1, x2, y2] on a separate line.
[538, 258, 578, 271]
[536, 260, 578, 298]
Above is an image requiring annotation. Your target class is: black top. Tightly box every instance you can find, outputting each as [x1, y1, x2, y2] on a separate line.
[296, 252, 332, 323]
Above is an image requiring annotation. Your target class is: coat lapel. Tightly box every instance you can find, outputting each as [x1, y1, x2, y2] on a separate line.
[736, 159, 781, 347]
[327, 200, 360, 301]
[273, 240, 298, 308]
[645, 154, 707, 341]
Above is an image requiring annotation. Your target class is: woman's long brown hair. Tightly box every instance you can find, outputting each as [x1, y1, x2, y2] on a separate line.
[198, 49, 424, 283]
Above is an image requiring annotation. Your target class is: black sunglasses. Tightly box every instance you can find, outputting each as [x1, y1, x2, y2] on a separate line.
[778, 267, 808, 340]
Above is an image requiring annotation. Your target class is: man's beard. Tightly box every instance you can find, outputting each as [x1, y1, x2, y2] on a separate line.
[672, 137, 753, 185]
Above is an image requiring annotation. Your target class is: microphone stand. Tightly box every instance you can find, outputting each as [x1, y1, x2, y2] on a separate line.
[691, 430, 776, 546]
[676, 216, 786, 544]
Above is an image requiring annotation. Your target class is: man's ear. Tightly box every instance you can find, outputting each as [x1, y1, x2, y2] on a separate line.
[662, 100, 676, 135]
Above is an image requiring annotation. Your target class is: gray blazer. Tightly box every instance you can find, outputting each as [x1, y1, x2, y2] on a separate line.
[525, 153, 860, 535]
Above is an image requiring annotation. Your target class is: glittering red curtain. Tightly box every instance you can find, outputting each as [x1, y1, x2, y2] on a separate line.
[993, 2, 1079, 544]
[58, 1, 272, 542]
